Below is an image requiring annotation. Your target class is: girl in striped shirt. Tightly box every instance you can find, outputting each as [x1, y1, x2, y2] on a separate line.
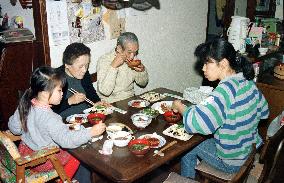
[172, 38, 269, 178]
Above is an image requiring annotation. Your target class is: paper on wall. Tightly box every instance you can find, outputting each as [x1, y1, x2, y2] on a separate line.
[46, 0, 70, 46]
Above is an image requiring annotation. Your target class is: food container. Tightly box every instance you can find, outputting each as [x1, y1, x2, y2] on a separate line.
[87, 113, 106, 125]
[128, 139, 150, 156]
[131, 113, 152, 128]
[163, 111, 182, 124]
[107, 131, 134, 147]
[127, 59, 141, 68]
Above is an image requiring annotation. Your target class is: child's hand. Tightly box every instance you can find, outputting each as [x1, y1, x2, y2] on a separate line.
[90, 123, 106, 137]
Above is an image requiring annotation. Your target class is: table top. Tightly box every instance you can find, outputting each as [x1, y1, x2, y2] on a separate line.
[69, 88, 205, 183]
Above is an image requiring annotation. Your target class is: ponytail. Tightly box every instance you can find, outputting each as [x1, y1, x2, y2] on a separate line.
[18, 88, 34, 132]
[235, 53, 255, 80]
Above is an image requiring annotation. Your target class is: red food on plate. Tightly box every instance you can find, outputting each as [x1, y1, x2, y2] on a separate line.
[132, 101, 141, 107]
[146, 137, 160, 147]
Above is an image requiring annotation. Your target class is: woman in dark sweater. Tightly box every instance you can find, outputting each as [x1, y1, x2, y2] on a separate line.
[53, 42, 101, 118]
[53, 42, 103, 183]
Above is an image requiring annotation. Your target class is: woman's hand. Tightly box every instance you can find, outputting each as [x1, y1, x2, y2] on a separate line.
[172, 100, 186, 115]
[68, 92, 86, 105]
[90, 122, 106, 136]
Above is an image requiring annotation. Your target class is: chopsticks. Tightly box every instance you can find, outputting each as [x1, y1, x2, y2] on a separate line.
[68, 88, 96, 106]
[153, 140, 177, 156]
[68, 88, 128, 114]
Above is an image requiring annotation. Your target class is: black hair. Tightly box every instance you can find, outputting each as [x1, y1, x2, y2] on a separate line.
[116, 32, 139, 50]
[194, 38, 255, 80]
[63, 42, 91, 65]
[18, 66, 66, 132]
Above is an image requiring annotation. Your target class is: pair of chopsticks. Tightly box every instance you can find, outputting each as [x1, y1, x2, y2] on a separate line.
[68, 88, 127, 114]
[68, 88, 96, 106]
[153, 140, 177, 156]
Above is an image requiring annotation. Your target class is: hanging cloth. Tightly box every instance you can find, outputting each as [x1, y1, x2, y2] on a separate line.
[216, 0, 226, 21]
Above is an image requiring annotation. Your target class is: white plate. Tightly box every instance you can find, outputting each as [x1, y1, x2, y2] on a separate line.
[138, 133, 166, 148]
[139, 92, 166, 102]
[151, 101, 173, 114]
[128, 99, 150, 108]
[83, 105, 113, 115]
[163, 124, 193, 141]
[66, 114, 88, 123]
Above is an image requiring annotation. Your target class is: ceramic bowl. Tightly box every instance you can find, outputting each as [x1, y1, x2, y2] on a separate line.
[128, 139, 150, 156]
[163, 111, 182, 124]
[258, 47, 268, 55]
[87, 113, 106, 125]
[127, 59, 141, 68]
[131, 113, 152, 128]
[108, 131, 134, 147]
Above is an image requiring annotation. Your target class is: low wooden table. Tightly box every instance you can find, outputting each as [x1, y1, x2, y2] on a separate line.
[69, 88, 205, 183]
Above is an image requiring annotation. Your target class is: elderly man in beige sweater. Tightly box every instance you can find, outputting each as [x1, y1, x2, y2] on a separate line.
[96, 32, 149, 103]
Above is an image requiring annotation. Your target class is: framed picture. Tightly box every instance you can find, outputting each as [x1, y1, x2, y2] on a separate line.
[255, 0, 276, 17]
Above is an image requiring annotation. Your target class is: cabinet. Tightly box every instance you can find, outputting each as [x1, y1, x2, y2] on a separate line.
[0, 41, 39, 130]
[255, 52, 284, 138]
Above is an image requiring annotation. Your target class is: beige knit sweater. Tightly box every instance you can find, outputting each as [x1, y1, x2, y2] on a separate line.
[96, 50, 148, 103]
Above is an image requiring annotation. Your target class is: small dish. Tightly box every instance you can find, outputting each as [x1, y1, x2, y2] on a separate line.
[127, 59, 141, 68]
[66, 114, 88, 124]
[151, 101, 173, 114]
[163, 111, 182, 124]
[131, 113, 152, 129]
[128, 99, 150, 108]
[87, 113, 106, 125]
[128, 139, 150, 156]
[258, 47, 268, 56]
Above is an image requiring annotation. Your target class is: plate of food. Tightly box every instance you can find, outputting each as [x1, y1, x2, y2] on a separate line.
[138, 133, 166, 148]
[139, 108, 159, 118]
[139, 92, 166, 103]
[83, 105, 113, 115]
[66, 114, 88, 124]
[151, 101, 173, 114]
[128, 99, 150, 108]
[163, 124, 192, 141]
[106, 123, 133, 138]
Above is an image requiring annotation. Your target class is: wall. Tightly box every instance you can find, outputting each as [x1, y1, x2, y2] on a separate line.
[2, 0, 208, 94]
[50, 0, 208, 94]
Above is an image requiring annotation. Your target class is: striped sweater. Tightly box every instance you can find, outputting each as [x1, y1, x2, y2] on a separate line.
[183, 73, 269, 166]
